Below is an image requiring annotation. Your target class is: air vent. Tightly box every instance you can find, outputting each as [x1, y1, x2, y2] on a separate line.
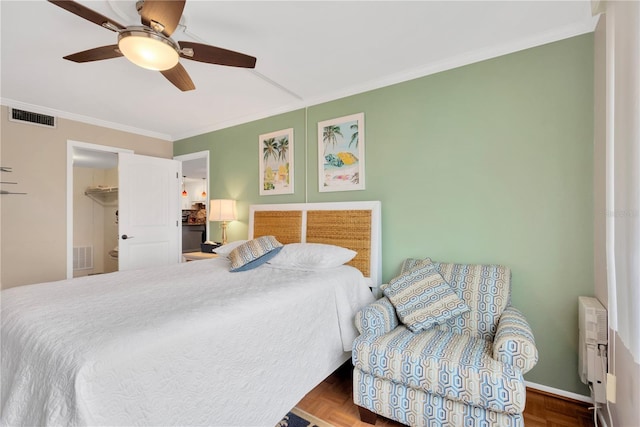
[73, 246, 94, 270]
[9, 108, 56, 128]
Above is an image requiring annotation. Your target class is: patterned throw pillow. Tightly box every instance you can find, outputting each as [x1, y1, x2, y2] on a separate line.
[383, 259, 470, 333]
[229, 236, 284, 272]
[399, 257, 431, 275]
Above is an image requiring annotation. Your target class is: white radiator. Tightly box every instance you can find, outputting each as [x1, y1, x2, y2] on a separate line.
[73, 246, 94, 270]
[578, 296, 607, 403]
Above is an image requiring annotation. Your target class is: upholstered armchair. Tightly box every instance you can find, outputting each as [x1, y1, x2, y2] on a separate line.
[352, 259, 538, 427]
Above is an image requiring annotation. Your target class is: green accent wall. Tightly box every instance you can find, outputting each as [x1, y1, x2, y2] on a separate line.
[175, 34, 594, 395]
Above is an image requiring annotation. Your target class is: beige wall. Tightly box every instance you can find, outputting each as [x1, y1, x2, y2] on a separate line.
[0, 106, 172, 289]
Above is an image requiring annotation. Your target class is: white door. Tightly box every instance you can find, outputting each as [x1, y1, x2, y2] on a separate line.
[118, 153, 181, 271]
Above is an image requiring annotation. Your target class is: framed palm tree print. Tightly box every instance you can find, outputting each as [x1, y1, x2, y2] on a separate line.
[318, 113, 365, 192]
[259, 128, 294, 195]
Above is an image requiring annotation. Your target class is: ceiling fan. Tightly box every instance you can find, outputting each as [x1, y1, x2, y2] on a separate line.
[48, 0, 257, 91]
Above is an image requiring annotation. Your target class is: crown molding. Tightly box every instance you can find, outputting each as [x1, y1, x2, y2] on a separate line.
[1, 98, 172, 141]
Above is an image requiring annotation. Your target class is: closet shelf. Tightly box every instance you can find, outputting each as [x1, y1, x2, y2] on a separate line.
[85, 186, 118, 206]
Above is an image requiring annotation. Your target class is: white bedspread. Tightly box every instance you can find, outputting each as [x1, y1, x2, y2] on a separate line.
[1, 258, 374, 426]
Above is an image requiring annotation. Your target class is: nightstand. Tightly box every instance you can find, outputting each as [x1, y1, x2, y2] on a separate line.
[183, 251, 219, 262]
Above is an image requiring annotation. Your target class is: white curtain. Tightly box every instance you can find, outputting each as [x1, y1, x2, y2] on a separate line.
[606, 0, 640, 364]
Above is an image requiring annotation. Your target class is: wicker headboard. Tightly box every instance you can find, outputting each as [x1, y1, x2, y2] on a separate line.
[249, 201, 382, 289]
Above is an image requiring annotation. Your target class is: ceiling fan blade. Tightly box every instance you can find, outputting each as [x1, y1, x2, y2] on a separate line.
[178, 42, 256, 69]
[63, 45, 123, 63]
[48, 0, 125, 32]
[161, 63, 195, 91]
[140, 0, 186, 37]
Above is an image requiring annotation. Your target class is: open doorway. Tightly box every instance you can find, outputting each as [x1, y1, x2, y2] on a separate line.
[174, 151, 210, 254]
[68, 142, 182, 278]
[66, 141, 133, 279]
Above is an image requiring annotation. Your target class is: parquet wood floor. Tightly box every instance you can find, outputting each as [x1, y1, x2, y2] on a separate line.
[296, 362, 596, 427]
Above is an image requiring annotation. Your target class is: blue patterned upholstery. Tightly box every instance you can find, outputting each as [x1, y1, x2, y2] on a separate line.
[355, 297, 399, 336]
[493, 306, 539, 373]
[383, 261, 470, 333]
[353, 260, 537, 427]
[353, 327, 526, 414]
[354, 369, 524, 427]
[401, 259, 511, 341]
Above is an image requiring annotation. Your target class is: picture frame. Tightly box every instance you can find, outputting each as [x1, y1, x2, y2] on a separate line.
[259, 128, 294, 195]
[317, 113, 365, 192]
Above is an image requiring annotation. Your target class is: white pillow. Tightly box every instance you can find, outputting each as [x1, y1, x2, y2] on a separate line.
[267, 243, 356, 270]
[214, 240, 247, 256]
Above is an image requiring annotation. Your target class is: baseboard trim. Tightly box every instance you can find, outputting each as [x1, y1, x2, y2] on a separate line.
[525, 381, 592, 404]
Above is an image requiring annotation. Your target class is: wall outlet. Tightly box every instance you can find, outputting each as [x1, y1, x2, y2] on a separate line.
[606, 373, 616, 403]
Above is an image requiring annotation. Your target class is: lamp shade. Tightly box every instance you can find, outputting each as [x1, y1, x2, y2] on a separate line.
[118, 28, 180, 71]
[209, 199, 237, 222]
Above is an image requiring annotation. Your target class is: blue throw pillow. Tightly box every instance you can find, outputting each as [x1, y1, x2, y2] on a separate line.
[383, 259, 469, 332]
[229, 236, 283, 272]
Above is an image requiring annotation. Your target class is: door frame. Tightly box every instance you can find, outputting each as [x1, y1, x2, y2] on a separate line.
[66, 140, 133, 279]
[174, 150, 210, 242]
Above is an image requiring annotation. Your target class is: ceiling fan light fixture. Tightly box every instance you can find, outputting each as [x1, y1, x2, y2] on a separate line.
[118, 27, 179, 71]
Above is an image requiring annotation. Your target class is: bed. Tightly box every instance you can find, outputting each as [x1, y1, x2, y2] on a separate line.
[1, 201, 381, 426]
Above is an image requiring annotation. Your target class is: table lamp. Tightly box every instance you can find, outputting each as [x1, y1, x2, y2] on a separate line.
[209, 199, 237, 245]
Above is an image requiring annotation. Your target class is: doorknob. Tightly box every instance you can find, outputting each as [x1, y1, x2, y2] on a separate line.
[121, 234, 134, 240]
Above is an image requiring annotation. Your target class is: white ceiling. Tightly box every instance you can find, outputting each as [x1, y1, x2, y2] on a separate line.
[1, 1, 597, 142]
